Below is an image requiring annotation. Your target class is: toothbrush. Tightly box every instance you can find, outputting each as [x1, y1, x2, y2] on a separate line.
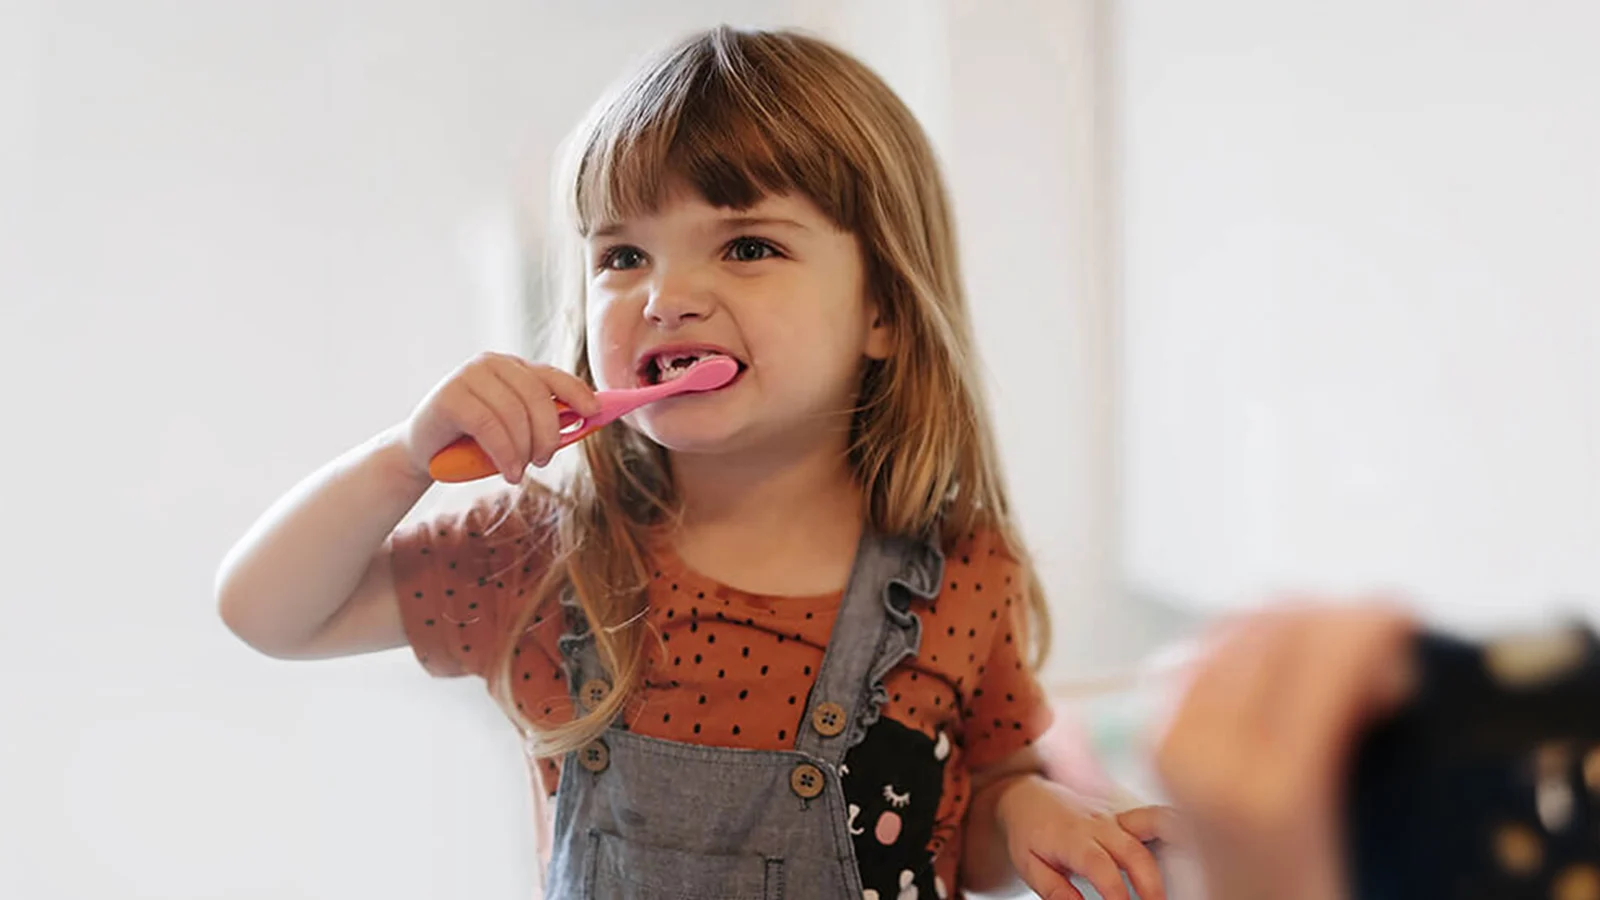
[427, 356, 741, 482]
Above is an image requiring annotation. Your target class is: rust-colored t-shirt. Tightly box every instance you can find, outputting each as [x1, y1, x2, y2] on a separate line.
[391, 490, 1052, 897]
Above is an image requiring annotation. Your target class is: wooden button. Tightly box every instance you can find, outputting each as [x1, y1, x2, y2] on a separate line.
[790, 763, 825, 799]
[580, 679, 612, 710]
[577, 740, 610, 773]
[811, 701, 847, 737]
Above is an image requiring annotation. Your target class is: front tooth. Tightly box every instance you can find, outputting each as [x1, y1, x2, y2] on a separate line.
[653, 351, 729, 382]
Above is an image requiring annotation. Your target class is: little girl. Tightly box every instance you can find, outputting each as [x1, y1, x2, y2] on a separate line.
[218, 25, 1173, 900]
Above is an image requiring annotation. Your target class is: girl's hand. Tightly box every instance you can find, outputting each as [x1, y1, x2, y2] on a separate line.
[996, 774, 1178, 900]
[1151, 603, 1417, 900]
[399, 352, 601, 484]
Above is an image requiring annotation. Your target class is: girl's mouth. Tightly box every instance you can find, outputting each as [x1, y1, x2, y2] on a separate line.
[639, 349, 748, 386]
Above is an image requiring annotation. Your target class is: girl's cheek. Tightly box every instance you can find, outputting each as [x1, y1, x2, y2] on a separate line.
[586, 312, 634, 391]
[585, 340, 625, 391]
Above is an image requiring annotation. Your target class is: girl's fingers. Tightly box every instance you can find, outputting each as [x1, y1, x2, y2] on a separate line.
[1059, 841, 1130, 900]
[460, 370, 530, 482]
[490, 357, 561, 468]
[514, 360, 603, 465]
[1013, 850, 1088, 900]
[411, 352, 605, 479]
[533, 363, 602, 418]
[1096, 819, 1166, 900]
[1116, 805, 1182, 846]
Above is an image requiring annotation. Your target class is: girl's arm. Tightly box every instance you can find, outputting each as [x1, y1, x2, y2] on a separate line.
[964, 743, 1177, 900]
[215, 427, 428, 659]
[215, 352, 599, 660]
[961, 743, 1047, 892]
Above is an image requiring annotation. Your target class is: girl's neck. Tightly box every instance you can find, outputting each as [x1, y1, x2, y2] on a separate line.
[665, 434, 865, 597]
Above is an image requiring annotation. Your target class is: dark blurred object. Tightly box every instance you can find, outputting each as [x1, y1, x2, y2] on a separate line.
[1349, 623, 1600, 900]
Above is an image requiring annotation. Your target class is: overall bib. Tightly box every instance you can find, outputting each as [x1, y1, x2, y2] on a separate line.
[543, 529, 943, 899]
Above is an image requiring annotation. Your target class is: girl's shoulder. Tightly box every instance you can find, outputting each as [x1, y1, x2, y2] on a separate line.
[389, 483, 567, 679]
[929, 525, 1025, 621]
[940, 523, 1021, 571]
[405, 482, 564, 548]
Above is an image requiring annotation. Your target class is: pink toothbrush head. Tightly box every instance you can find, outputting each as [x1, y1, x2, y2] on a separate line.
[427, 355, 742, 482]
[659, 354, 742, 395]
[560, 354, 741, 433]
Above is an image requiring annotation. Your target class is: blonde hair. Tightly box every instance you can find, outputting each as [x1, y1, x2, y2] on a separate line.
[489, 25, 1051, 758]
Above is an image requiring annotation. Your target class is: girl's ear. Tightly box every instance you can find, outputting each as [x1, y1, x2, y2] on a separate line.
[863, 304, 895, 361]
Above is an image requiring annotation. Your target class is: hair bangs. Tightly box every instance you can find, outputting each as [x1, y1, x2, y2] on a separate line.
[572, 31, 861, 237]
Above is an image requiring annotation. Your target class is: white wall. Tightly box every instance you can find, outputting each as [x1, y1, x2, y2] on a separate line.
[1, 1, 1116, 897]
[1117, 0, 1600, 631]
[942, 1, 1129, 681]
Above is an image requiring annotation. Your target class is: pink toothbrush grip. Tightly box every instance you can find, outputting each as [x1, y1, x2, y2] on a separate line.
[552, 402, 604, 450]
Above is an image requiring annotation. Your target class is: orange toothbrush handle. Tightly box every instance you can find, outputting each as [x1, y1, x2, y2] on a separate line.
[426, 403, 588, 483]
[427, 436, 499, 483]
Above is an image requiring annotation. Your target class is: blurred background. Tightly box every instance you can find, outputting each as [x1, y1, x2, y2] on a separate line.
[1, 0, 1595, 897]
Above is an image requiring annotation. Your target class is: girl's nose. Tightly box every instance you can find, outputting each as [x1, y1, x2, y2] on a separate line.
[642, 270, 714, 328]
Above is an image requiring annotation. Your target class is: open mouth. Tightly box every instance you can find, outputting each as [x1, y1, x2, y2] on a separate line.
[639, 349, 748, 386]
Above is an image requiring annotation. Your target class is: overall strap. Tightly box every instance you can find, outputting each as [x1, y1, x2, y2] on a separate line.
[793, 528, 943, 766]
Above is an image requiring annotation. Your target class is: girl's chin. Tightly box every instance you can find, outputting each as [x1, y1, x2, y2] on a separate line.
[638, 425, 746, 456]
[629, 409, 747, 454]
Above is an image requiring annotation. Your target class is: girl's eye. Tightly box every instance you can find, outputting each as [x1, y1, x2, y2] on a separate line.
[600, 246, 647, 271]
[726, 237, 780, 263]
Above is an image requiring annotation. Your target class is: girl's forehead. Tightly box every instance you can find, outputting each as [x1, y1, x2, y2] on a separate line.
[589, 187, 830, 237]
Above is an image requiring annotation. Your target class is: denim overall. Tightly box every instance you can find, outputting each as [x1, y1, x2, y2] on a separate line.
[543, 529, 942, 899]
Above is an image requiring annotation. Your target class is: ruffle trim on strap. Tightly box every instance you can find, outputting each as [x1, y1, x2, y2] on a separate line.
[845, 534, 945, 749]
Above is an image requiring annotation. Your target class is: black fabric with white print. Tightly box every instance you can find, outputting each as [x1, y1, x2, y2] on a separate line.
[842, 717, 953, 900]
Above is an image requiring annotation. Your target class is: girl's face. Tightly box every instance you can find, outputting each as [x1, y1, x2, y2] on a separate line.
[584, 181, 893, 457]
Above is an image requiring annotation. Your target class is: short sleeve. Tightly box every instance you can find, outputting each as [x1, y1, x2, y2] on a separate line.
[389, 488, 557, 679]
[961, 554, 1054, 771]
